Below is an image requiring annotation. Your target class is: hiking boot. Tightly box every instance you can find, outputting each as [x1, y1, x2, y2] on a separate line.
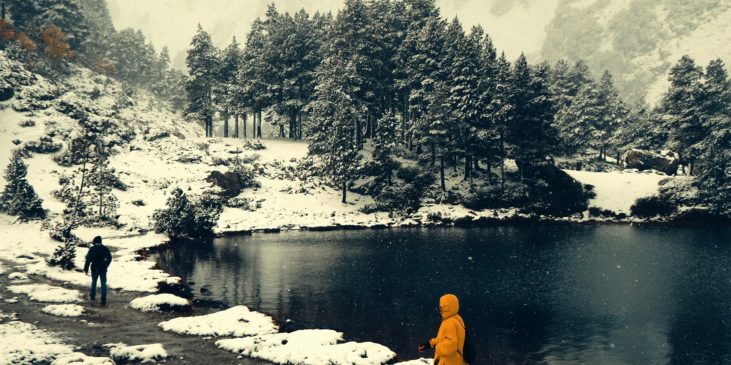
[89, 295, 95, 301]
[100, 298, 106, 306]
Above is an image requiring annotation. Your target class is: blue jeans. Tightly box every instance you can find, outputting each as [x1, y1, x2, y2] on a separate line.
[90, 270, 107, 300]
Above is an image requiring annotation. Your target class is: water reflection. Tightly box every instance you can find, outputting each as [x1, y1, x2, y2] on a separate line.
[155, 226, 731, 364]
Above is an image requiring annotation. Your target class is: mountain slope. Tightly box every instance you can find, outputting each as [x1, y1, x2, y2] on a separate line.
[541, 0, 731, 102]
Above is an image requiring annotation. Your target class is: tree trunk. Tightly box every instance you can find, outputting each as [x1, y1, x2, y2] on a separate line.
[500, 132, 506, 189]
[298, 110, 303, 140]
[234, 114, 239, 138]
[366, 111, 372, 139]
[223, 109, 229, 138]
[279, 124, 285, 138]
[387, 169, 392, 186]
[257, 111, 262, 138]
[430, 142, 436, 167]
[464, 152, 471, 181]
[402, 94, 408, 142]
[341, 181, 347, 204]
[440, 154, 446, 192]
[243, 113, 247, 138]
[486, 159, 492, 185]
[1, 0, 5, 21]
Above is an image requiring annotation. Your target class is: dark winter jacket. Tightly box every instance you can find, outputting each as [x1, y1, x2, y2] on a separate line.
[84, 244, 112, 272]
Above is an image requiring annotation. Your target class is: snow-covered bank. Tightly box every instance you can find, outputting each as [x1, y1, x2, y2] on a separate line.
[565, 170, 669, 214]
[216, 329, 396, 365]
[158, 305, 278, 337]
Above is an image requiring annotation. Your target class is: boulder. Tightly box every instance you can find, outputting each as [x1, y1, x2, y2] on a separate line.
[0, 87, 14, 101]
[622, 149, 679, 175]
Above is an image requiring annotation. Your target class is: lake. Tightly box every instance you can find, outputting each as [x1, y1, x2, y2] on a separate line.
[154, 225, 731, 364]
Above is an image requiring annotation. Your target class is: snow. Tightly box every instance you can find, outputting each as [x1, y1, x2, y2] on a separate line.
[8, 283, 82, 303]
[129, 293, 190, 312]
[565, 170, 668, 213]
[8, 272, 29, 282]
[42, 304, 85, 317]
[394, 359, 433, 365]
[158, 305, 278, 337]
[51, 353, 115, 365]
[216, 329, 396, 365]
[106, 343, 168, 363]
[0, 321, 73, 365]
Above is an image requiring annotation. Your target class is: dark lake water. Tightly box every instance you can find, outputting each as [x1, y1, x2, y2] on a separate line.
[154, 226, 731, 364]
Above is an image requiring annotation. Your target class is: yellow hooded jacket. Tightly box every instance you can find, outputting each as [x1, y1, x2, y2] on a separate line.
[429, 294, 466, 365]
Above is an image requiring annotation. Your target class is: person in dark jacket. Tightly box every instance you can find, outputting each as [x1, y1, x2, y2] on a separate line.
[84, 236, 112, 305]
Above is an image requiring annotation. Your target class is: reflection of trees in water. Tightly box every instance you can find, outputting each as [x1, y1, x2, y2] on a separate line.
[156, 238, 215, 280]
[667, 230, 731, 365]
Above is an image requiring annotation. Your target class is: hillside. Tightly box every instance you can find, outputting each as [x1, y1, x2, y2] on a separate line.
[540, 0, 731, 102]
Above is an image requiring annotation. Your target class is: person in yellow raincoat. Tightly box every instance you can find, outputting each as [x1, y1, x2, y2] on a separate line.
[419, 293, 467, 365]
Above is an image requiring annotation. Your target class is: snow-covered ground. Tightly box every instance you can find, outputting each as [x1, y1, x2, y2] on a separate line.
[565, 170, 669, 213]
[129, 293, 190, 312]
[41, 304, 85, 317]
[158, 305, 278, 337]
[216, 329, 396, 365]
[0, 50, 683, 365]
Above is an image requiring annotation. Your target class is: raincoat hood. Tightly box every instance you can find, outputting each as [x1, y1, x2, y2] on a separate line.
[439, 294, 460, 320]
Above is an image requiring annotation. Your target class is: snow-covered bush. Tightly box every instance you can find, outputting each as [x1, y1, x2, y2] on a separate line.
[243, 140, 266, 151]
[0, 150, 46, 220]
[461, 183, 530, 210]
[18, 119, 36, 127]
[24, 135, 63, 154]
[47, 241, 77, 270]
[152, 188, 223, 238]
[630, 196, 676, 218]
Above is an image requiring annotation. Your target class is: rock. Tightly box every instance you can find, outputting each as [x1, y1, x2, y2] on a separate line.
[622, 149, 679, 175]
[0, 87, 14, 101]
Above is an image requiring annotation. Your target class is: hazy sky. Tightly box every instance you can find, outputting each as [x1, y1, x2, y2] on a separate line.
[107, 0, 559, 70]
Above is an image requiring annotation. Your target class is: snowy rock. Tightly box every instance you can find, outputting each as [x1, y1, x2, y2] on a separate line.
[129, 293, 191, 313]
[215, 329, 396, 365]
[51, 352, 115, 365]
[8, 284, 82, 303]
[42, 304, 85, 318]
[394, 359, 433, 365]
[0, 321, 73, 364]
[8, 272, 29, 282]
[158, 305, 278, 337]
[106, 343, 168, 364]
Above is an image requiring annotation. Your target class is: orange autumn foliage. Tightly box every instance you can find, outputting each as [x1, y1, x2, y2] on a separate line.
[0, 19, 14, 42]
[16, 32, 37, 53]
[40, 25, 74, 61]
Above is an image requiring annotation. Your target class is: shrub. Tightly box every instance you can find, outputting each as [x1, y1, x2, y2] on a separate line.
[524, 164, 591, 216]
[152, 189, 223, 238]
[131, 199, 145, 206]
[0, 150, 46, 219]
[588, 207, 618, 218]
[206, 166, 260, 198]
[243, 140, 265, 151]
[47, 241, 77, 270]
[18, 120, 35, 127]
[631, 196, 676, 218]
[24, 135, 62, 154]
[461, 183, 530, 210]
[370, 184, 421, 213]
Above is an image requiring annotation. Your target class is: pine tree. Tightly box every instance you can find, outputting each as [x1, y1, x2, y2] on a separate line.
[305, 55, 362, 203]
[661, 55, 705, 174]
[86, 143, 118, 225]
[0, 150, 45, 220]
[372, 111, 399, 187]
[507, 54, 557, 179]
[561, 81, 602, 154]
[9, 0, 89, 50]
[185, 24, 218, 137]
[596, 71, 626, 160]
[489, 52, 512, 188]
[152, 188, 197, 238]
[217, 37, 241, 138]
